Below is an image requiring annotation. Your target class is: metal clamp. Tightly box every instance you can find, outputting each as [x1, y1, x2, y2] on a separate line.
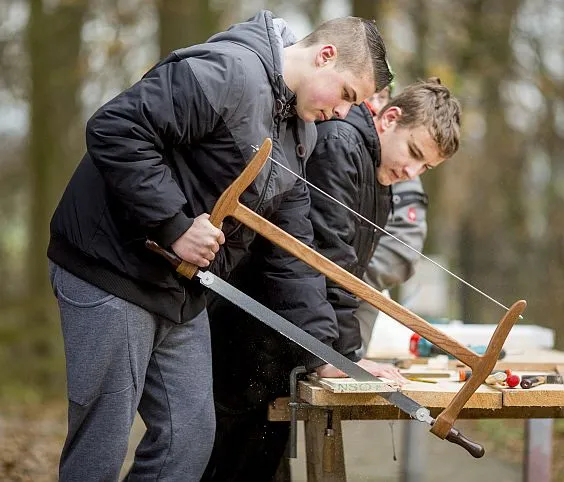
[288, 365, 308, 458]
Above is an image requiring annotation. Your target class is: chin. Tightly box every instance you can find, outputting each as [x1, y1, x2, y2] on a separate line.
[377, 175, 392, 186]
[301, 112, 317, 123]
[295, 106, 316, 123]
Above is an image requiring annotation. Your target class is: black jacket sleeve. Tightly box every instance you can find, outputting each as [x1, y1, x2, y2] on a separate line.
[306, 134, 364, 362]
[85, 60, 221, 247]
[259, 179, 341, 369]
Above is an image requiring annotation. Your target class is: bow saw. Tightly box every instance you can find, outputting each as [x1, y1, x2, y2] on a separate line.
[147, 138, 526, 458]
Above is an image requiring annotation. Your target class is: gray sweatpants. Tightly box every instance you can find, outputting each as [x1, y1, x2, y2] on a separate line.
[49, 262, 215, 481]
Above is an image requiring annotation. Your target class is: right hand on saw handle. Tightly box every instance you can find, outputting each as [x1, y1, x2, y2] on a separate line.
[171, 213, 225, 268]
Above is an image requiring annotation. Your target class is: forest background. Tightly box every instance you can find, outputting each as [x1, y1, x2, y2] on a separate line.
[0, 0, 563, 480]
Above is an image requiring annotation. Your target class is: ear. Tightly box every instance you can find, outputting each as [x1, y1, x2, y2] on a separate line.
[315, 45, 337, 67]
[379, 106, 402, 130]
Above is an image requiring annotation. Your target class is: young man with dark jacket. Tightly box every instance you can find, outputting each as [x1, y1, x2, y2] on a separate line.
[204, 78, 461, 481]
[47, 11, 393, 481]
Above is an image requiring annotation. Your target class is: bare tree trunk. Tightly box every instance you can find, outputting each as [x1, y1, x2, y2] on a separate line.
[26, 0, 88, 373]
[158, 0, 221, 57]
[537, 80, 564, 348]
[455, 2, 523, 324]
[405, 0, 427, 80]
[352, 0, 379, 20]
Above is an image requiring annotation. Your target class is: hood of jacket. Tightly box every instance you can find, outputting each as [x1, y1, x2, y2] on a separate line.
[152, 10, 315, 191]
[155, 11, 299, 123]
[207, 11, 298, 115]
[340, 102, 381, 167]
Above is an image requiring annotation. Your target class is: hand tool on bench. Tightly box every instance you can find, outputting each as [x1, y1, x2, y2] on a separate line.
[521, 374, 564, 389]
[146, 137, 526, 457]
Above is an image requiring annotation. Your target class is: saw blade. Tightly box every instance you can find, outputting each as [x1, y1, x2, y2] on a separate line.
[197, 270, 433, 423]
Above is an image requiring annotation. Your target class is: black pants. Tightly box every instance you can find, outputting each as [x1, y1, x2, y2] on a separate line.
[204, 287, 305, 481]
[201, 402, 290, 482]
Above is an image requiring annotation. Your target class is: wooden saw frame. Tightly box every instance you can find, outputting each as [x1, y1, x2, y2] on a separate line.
[171, 138, 527, 440]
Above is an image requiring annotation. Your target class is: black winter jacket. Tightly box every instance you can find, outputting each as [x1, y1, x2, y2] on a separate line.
[48, 11, 336, 332]
[308, 102, 391, 358]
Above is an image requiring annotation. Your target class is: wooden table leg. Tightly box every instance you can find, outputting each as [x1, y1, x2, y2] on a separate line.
[523, 419, 553, 482]
[304, 408, 346, 481]
[401, 420, 428, 482]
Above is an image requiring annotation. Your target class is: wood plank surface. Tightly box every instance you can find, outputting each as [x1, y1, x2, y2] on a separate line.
[308, 375, 398, 393]
[268, 356, 564, 423]
[502, 384, 564, 407]
[299, 380, 502, 409]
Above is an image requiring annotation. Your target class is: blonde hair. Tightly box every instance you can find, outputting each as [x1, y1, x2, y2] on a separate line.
[379, 77, 461, 158]
[299, 17, 393, 92]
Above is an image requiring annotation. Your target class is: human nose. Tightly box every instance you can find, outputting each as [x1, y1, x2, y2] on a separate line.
[333, 101, 352, 119]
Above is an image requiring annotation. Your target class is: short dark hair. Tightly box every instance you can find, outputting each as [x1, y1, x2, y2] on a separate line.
[362, 20, 394, 93]
[299, 17, 393, 92]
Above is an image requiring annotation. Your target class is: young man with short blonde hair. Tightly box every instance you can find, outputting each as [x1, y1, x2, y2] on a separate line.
[206, 78, 461, 480]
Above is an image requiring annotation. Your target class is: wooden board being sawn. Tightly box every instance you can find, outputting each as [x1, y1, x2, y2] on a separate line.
[299, 380, 501, 409]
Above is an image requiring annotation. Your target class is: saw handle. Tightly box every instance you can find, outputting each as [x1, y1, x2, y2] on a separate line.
[145, 138, 274, 280]
[445, 426, 485, 458]
[145, 239, 200, 279]
[145, 240, 181, 267]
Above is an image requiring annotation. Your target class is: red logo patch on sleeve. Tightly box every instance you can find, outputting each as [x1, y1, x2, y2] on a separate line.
[407, 207, 417, 223]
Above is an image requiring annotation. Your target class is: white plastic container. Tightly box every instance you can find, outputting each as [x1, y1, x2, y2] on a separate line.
[366, 313, 554, 358]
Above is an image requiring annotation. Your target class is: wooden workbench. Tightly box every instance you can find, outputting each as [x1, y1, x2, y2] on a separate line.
[268, 352, 564, 482]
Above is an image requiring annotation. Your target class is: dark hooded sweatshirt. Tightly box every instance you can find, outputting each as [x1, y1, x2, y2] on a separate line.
[48, 11, 338, 342]
[308, 102, 391, 356]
